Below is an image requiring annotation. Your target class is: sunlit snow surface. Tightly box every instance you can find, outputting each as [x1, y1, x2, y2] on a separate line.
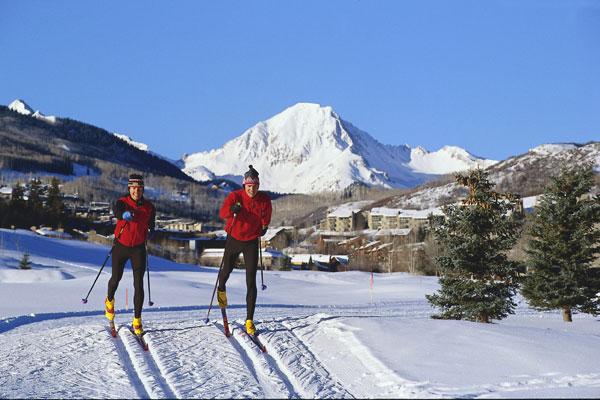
[0, 229, 599, 398]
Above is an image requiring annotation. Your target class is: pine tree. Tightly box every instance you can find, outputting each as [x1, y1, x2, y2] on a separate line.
[47, 177, 64, 227]
[521, 165, 600, 322]
[10, 182, 25, 209]
[27, 178, 43, 211]
[19, 253, 32, 270]
[426, 169, 524, 323]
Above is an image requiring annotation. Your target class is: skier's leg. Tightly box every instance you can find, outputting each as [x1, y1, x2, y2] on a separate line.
[131, 245, 146, 319]
[243, 239, 259, 321]
[107, 243, 128, 301]
[218, 237, 242, 292]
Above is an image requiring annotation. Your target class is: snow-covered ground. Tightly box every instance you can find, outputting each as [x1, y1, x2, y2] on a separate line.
[0, 228, 599, 398]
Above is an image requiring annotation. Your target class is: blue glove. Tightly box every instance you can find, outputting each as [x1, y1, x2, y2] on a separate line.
[122, 211, 133, 221]
[148, 229, 156, 240]
[230, 202, 242, 215]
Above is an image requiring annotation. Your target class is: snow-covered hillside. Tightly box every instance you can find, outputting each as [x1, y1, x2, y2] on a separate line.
[113, 133, 149, 152]
[182, 103, 496, 193]
[1, 228, 599, 398]
[8, 99, 57, 124]
[389, 142, 600, 209]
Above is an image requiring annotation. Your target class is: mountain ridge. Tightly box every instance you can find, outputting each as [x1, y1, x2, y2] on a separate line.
[182, 103, 496, 193]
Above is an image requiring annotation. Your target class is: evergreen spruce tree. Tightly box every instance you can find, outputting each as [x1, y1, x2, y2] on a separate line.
[27, 178, 43, 211]
[47, 177, 64, 227]
[19, 253, 32, 270]
[521, 165, 600, 322]
[10, 183, 26, 209]
[426, 169, 524, 323]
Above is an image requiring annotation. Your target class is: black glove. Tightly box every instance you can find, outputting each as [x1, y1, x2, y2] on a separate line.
[230, 202, 242, 215]
[260, 226, 268, 236]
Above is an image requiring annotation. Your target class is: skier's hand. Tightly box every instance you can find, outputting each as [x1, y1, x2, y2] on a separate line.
[260, 226, 268, 236]
[230, 202, 242, 215]
[122, 211, 134, 221]
[148, 228, 156, 240]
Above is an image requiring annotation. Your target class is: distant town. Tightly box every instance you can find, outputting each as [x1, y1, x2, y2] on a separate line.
[0, 179, 469, 275]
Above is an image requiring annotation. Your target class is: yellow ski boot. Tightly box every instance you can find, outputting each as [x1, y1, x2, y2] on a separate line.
[245, 319, 256, 336]
[104, 297, 115, 321]
[217, 290, 227, 308]
[133, 317, 144, 336]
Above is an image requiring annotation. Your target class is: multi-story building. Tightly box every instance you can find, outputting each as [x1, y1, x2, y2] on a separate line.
[320, 207, 366, 232]
[367, 207, 444, 231]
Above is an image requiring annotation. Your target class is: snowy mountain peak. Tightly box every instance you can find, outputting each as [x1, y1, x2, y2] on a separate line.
[8, 99, 57, 124]
[182, 103, 497, 193]
[113, 133, 149, 152]
[529, 143, 578, 155]
[8, 99, 34, 116]
[408, 145, 496, 175]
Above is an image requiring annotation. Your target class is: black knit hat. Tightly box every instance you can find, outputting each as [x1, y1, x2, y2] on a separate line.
[242, 165, 259, 185]
[128, 174, 144, 187]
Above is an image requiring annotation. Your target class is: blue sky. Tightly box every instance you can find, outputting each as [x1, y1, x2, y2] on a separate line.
[1, 0, 599, 161]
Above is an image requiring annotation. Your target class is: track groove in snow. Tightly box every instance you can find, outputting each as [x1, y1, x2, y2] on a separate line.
[228, 321, 298, 399]
[0, 323, 138, 398]
[289, 314, 438, 398]
[259, 318, 355, 398]
[135, 319, 262, 398]
[117, 324, 177, 398]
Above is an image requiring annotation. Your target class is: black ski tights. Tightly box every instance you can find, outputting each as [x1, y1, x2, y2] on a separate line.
[218, 236, 258, 321]
[107, 242, 146, 318]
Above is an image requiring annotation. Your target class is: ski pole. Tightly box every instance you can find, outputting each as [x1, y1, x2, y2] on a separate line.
[205, 249, 226, 323]
[81, 223, 126, 304]
[205, 214, 236, 323]
[146, 240, 154, 306]
[259, 241, 267, 290]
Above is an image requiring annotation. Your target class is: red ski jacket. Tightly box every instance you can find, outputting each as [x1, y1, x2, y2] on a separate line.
[219, 189, 272, 241]
[113, 195, 156, 247]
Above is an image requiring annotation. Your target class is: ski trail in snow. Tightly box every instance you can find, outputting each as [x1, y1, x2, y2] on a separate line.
[0, 323, 138, 399]
[228, 321, 298, 399]
[291, 314, 438, 398]
[139, 319, 262, 398]
[435, 372, 600, 398]
[117, 324, 177, 398]
[141, 332, 181, 398]
[259, 319, 355, 398]
[56, 259, 104, 273]
[106, 326, 149, 399]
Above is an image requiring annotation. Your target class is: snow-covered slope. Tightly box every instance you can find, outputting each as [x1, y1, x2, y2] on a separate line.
[8, 99, 34, 115]
[8, 99, 57, 124]
[112, 132, 184, 167]
[388, 141, 600, 209]
[2, 228, 600, 399]
[113, 133, 149, 152]
[182, 103, 496, 193]
[409, 145, 496, 175]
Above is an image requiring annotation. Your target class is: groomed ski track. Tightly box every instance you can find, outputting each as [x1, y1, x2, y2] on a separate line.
[2, 303, 600, 398]
[0, 304, 436, 398]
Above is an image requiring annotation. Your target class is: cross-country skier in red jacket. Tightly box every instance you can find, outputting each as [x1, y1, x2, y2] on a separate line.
[218, 165, 272, 335]
[104, 174, 156, 336]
